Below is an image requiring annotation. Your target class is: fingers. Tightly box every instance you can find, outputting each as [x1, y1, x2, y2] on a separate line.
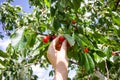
[48, 36, 60, 51]
[60, 40, 67, 52]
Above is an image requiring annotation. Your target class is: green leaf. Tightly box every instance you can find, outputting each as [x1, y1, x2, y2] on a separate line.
[67, 77, 71, 80]
[110, 1, 115, 10]
[78, 52, 84, 65]
[0, 59, 6, 69]
[59, 0, 66, 8]
[110, 56, 119, 63]
[16, 6, 22, 12]
[0, 50, 9, 58]
[64, 34, 75, 46]
[112, 16, 120, 26]
[28, 57, 37, 63]
[53, 18, 61, 31]
[93, 32, 102, 38]
[16, 35, 27, 50]
[51, 0, 57, 3]
[26, 32, 37, 48]
[98, 36, 107, 44]
[95, 49, 106, 57]
[10, 31, 18, 39]
[38, 42, 49, 51]
[97, 61, 106, 72]
[44, 0, 50, 7]
[73, 0, 82, 10]
[11, 28, 25, 50]
[83, 53, 90, 72]
[103, 47, 112, 59]
[93, 53, 103, 63]
[49, 70, 53, 76]
[86, 54, 95, 69]
[100, 0, 104, 3]
[50, 0, 57, 17]
[79, 34, 93, 48]
[50, 7, 56, 17]
[75, 35, 84, 49]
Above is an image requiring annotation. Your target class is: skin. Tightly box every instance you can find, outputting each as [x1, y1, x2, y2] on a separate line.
[47, 36, 68, 80]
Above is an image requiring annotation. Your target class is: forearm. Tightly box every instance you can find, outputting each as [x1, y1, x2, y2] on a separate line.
[54, 64, 68, 80]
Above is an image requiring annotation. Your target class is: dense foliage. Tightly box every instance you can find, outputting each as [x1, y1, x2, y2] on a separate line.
[0, 0, 120, 80]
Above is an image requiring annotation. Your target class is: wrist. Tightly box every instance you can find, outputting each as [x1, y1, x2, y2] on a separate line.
[54, 66, 68, 80]
[54, 71, 67, 80]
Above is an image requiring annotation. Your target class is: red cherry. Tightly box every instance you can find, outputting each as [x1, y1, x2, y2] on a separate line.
[42, 36, 49, 43]
[112, 51, 116, 55]
[46, 35, 51, 40]
[52, 35, 57, 40]
[59, 36, 65, 42]
[83, 48, 89, 53]
[71, 20, 76, 24]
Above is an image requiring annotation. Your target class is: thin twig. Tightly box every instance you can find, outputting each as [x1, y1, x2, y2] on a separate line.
[94, 70, 107, 80]
[115, 51, 120, 54]
[69, 60, 78, 65]
[105, 60, 109, 79]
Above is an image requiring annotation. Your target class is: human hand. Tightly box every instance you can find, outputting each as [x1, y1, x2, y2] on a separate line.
[47, 36, 68, 80]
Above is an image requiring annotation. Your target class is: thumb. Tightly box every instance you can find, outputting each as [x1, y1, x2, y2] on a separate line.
[60, 40, 67, 52]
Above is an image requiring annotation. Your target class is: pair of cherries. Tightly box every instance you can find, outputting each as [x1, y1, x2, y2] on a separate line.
[42, 35, 65, 51]
[42, 35, 65, 43]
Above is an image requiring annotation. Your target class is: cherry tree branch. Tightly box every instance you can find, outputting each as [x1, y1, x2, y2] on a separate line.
[94, 70, 107, 80]
[105, 60, 109, 79]
[115, 51, 120, 54]
[69, 60, 78, 65]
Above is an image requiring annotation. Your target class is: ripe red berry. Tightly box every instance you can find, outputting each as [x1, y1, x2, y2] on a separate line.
[52, 35, 57, 40]
[112, 51, 116, 55]
[46, 35, 51, 40]
[83, 48, 89, 53]
[59, 36, 65, 42]
[71, 20, 76, 24]
[42, 36, 49, 43]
